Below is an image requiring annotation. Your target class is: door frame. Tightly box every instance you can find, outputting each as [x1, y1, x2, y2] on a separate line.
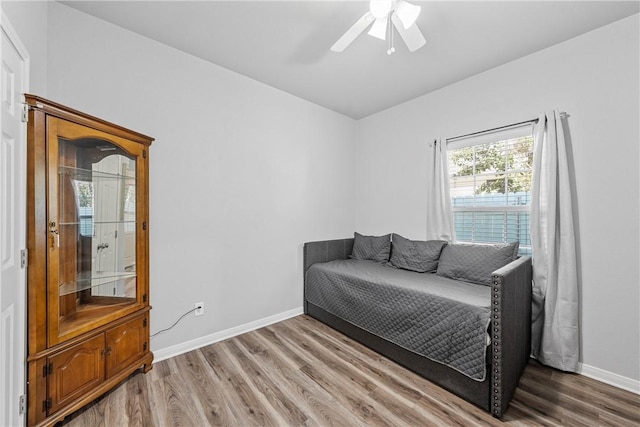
[0, 10, 30, 427]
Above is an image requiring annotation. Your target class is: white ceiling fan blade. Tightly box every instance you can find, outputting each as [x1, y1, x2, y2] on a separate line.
[331, 11, 375, 52]
[368, 17, 388, 40]
[395, 1, 421, 29]
[391, 13, 426, 52]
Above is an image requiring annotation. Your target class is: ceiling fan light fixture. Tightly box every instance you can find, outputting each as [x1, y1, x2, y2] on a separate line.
[331, 1, 426, 54]
[368, 17, 388, 40]
[370, 0, 392, 19]
[396, 0, 421, 29]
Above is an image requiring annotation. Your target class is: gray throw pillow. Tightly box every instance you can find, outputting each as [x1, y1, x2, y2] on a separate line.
[350, 232, 391, 263]
[389, 234, 447, 273]
[436, 241, 519, 286]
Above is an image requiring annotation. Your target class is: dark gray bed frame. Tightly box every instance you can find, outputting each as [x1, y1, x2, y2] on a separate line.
[303, 237, 532, 418]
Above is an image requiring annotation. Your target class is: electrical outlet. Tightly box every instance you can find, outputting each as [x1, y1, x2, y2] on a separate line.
[194, 302, 204, 317]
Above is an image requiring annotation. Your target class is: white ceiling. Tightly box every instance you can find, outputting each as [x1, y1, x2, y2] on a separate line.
[59, 1, 639, 119]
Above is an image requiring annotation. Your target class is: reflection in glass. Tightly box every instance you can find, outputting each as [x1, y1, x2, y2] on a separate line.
[71, 179, 94, 236]
[57, 138, 137, 330]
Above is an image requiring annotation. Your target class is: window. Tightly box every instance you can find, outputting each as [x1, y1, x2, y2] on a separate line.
[72, 179, 94, 237]
[447, 125, 534, 256]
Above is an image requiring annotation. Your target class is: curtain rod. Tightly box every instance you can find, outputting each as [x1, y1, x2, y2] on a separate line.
[446, 118, 539, 143]
[446, 111, 569, 142]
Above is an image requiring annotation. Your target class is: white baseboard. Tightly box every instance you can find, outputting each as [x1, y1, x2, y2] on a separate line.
[578, 363, 640, 394]
[153, 307, 304, 363]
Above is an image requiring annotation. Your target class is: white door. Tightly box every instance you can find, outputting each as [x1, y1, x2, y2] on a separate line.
[91, 155, 121, 296]
[0, 12, 29, 427]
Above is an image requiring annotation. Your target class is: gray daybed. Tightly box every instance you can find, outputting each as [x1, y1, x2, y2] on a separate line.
[303, 233, 532, 418]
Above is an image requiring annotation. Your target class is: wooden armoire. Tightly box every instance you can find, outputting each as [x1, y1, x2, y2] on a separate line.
[24, 95, 154, 426]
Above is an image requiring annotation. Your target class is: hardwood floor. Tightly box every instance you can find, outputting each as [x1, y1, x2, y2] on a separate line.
[65, 315, 640, 426]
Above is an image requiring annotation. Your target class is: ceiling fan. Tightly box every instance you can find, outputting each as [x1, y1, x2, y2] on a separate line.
[331, 0, 426, 55]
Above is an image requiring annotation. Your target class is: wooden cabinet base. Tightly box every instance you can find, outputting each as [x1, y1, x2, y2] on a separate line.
[27, 310, 154, 426]
[29, 352, 153, 427]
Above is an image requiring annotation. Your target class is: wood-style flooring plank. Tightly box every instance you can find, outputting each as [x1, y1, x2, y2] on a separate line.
[177, 350, 238, 426]
[272, 322, 397, 426]
[246, 327, 368, 427]
[124, 372, 154, 427]
[200, 342, 278, 426]
[148, 369, 209, 426]
[223, 338, 310, 425]
[64, 315, 640, 427]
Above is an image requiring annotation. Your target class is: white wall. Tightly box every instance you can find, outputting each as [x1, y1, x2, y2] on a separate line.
[2, 1, 48, 95]
[46, 3, 356, 352]
[356, 15, 640, 384]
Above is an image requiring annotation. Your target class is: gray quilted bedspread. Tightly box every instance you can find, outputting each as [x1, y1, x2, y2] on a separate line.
[305, 259, 492, 381]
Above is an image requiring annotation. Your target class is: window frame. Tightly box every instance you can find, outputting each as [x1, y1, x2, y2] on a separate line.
[447, 124, 534, 255]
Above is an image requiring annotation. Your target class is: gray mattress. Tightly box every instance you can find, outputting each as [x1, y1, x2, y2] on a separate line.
[305, 259, 492, 381]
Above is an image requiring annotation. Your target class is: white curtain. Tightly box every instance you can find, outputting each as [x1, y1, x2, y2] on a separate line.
[426, 139, 455, 241]
[530, 111, 580, 372]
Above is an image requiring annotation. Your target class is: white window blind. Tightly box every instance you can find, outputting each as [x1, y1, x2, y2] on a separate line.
[447, 124, 534, 256]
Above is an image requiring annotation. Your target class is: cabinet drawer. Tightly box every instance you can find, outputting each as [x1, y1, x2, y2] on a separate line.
[48, 334, 105, 414]
[105, 315, 148, 378]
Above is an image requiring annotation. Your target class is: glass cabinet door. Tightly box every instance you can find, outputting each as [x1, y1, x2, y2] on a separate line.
[47, 117, 146, 345]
